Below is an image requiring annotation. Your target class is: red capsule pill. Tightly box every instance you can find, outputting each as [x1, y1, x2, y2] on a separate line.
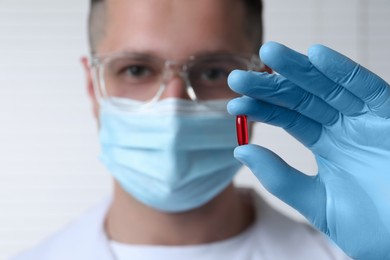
[236, 115, 248, 146]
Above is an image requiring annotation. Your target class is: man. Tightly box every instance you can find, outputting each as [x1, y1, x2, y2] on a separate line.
[14, 0, 390, 259]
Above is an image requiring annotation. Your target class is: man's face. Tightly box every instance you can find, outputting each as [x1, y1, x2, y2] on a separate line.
[85, 0, 255, 115]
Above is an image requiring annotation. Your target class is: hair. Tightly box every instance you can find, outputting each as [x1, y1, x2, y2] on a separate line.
[88, 0, 263, 53]
[88, 0, 105, 53]
[243, 0, 264, 49]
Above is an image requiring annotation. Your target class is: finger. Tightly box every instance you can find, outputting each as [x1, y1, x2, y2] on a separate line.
[228, 70, 339, 126]
[227, 96, 322, 147]
[308, 44, 390, 118]
[234, 144, 327, 231]
[260, 41, 365, 116]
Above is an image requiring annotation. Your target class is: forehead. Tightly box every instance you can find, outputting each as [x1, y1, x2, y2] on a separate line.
[97, 0, 252, 58]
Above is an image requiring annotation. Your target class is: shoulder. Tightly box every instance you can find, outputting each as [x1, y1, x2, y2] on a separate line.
[12, 197, 113, 260]
[243, 189, 351, 260]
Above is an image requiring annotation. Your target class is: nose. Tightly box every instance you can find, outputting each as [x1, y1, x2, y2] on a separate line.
[160, 72, 193, 100]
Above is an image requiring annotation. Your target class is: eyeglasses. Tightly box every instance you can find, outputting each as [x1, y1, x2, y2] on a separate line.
[91, 52, 263, 108]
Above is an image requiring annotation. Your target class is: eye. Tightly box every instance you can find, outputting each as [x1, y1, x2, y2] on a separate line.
[200, 68, 228, 81]
[123, 65, 152, 78]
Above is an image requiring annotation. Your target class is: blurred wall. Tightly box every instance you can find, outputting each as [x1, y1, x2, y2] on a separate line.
[0, 0, 389, 258]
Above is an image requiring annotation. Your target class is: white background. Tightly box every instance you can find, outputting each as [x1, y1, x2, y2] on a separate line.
[0, 0, 389, 258]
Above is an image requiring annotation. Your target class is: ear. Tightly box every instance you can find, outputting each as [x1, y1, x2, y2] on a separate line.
[81, 57, 100, 121]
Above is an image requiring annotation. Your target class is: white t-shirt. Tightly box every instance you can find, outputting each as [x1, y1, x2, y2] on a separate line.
[14, 189, 351, 260]
[109, 190, 350, 260]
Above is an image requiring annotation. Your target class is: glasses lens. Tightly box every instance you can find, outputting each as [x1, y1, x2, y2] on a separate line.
[188, 56, 253, 100]
[102, 55, 164, 101]
[96, 53, 260, 105]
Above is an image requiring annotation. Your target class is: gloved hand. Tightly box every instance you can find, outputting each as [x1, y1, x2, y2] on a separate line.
[227, 41, 390, 260]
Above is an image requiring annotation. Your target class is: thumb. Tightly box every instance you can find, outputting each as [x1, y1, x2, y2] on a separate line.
[234, 144, 326, 230]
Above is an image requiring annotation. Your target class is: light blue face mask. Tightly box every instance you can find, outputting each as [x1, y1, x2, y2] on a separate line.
[99, 98, 241, 213]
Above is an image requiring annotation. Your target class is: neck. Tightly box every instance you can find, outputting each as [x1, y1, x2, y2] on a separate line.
[105, 181, 255, 245]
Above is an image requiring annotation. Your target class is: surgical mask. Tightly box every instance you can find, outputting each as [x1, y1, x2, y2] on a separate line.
[99, 98, 241, 212]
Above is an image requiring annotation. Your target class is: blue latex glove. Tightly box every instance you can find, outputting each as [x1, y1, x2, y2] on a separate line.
[227, 41, 390, 260]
